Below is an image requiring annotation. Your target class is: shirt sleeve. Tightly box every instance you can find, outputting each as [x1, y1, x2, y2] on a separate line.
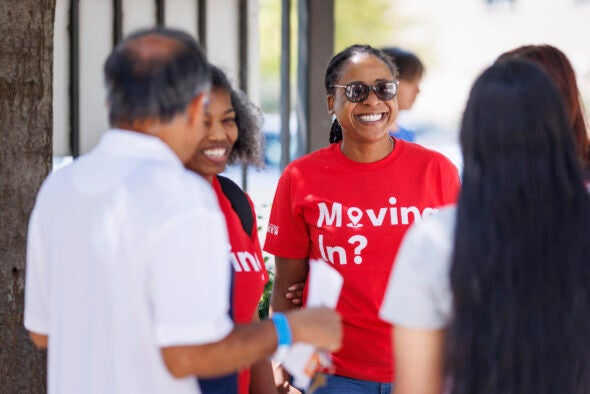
[24, 203, 50, 335]
[380, 208, 455, 330]
[263, 167, 311, 258]
[147, 205, 234, 347]
[439, 155, 462, 203]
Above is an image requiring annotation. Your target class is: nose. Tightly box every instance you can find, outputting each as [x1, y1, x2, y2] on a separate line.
[362, 89, 382, 106]
[207, 121, 226, 141]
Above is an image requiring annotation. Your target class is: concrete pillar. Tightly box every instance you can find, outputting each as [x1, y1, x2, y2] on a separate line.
[296, 0, 334, 155]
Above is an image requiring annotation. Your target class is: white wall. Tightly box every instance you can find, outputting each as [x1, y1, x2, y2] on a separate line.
[165, 0, 199, 37]
[78, 0, 112, 154]
[122, 0, 156, 34]
[53, 0, 258, 156]
[206, 0, 240, 83]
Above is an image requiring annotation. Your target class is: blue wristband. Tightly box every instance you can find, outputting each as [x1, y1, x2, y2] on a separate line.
[271, 312, 292, 346]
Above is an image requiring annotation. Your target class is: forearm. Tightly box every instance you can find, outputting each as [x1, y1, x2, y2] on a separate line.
[163, 254, 341, 381]
[249, 310, 279, 393]
[394, 327, 445, 394]
[163, 320, 278, 378]
[29, 332, 48, 349]
[250, 359, 277, 394]
[270, 256, 309, 314]
[268, 257, 311, 393]
[163, 306, 340, 379]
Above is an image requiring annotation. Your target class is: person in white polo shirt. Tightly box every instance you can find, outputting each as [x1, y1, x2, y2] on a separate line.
[23, 27, 341, 394]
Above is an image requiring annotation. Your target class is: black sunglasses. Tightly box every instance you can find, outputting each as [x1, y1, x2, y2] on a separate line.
[331, 81, 399, 103]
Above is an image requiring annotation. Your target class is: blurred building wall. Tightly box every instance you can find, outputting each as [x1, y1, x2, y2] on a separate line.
[53, 0, 258, 156]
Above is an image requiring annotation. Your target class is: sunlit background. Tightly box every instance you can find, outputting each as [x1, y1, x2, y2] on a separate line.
[246, 0, 590, 200]
[260, 0, 590, 130]
[53, 0, 590, 215]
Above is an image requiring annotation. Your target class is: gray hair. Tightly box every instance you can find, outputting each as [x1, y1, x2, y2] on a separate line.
[104, 27, 210, 126]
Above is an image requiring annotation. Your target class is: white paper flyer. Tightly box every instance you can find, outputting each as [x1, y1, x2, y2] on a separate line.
[279, 259, 343, 389]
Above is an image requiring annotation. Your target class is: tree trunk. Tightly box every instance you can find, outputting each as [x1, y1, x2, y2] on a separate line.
[0, 0, 55, 392]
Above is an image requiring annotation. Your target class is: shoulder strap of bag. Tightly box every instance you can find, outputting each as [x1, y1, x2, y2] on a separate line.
[217, 175, 254, 238]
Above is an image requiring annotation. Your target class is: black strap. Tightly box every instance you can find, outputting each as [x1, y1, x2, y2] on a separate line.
[199, 177, 243, 393]
[217, 175, 254, 237]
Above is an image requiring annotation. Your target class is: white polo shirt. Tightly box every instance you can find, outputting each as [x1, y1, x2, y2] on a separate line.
[25, 129, 233, 394]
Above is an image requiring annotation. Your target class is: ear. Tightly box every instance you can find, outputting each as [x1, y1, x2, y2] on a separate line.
[186, 92, 209, 128]
[326, 95, 334, 114]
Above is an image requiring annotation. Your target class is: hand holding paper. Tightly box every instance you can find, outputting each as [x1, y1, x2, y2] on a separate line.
[279, 259, 343, 389]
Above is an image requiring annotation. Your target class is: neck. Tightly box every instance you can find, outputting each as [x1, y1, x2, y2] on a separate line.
[117, 116, 190, 163]
[340, 135, 394, 163]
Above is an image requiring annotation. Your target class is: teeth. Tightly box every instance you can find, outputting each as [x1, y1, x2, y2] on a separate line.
[204, 148, 226, 158]
[358, 113, 383, 122]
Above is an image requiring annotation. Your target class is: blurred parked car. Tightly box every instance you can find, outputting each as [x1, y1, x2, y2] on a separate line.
[262, 112, 298, 167]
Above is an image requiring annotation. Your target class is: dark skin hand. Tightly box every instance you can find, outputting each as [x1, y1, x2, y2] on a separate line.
[285, 282, 305, 306]
[270, 257, 309, 394]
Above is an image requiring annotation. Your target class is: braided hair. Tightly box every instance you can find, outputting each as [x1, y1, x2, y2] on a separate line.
[324, 44, 398, 143]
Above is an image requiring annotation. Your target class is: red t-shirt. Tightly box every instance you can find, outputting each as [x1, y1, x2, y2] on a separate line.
[263, 140, 460, 382]
[212, 177, 269, 394]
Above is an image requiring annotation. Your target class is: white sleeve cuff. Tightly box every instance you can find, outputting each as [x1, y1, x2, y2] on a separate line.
[24, 313, 49, 335]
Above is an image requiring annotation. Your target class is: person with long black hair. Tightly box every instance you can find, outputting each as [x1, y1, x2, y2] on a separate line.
[380, 57, 590, 394]
[498, 44, 590, 184]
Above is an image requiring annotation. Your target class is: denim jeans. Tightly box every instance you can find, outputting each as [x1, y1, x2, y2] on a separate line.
[311, 374, 393, 394]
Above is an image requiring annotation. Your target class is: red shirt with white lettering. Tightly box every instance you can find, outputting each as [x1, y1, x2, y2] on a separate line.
[263, 139, 460, 382]
[212, 176, 269, 393]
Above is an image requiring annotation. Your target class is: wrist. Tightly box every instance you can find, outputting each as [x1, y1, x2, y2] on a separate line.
[271, 312, 292, 362]
[271, 312, 292, 346]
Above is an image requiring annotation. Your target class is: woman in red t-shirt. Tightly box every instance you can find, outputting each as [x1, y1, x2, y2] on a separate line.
[265, 45, 460, 394]
[185, 64, 274, 394]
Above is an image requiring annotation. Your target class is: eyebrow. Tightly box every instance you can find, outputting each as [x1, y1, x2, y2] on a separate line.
[343, 78, 394, 85]
[206, 108, 235, 115]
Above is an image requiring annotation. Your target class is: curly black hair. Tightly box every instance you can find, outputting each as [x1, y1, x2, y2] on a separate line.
[209, 64, 264, 167]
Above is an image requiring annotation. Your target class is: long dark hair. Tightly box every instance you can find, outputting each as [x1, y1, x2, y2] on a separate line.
[498, 44, 590, 171]
[324, 44, 397, 143]
[447, 58, 590, 394]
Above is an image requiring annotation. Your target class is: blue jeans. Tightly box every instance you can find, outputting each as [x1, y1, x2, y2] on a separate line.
[312, 374, 393, 394]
